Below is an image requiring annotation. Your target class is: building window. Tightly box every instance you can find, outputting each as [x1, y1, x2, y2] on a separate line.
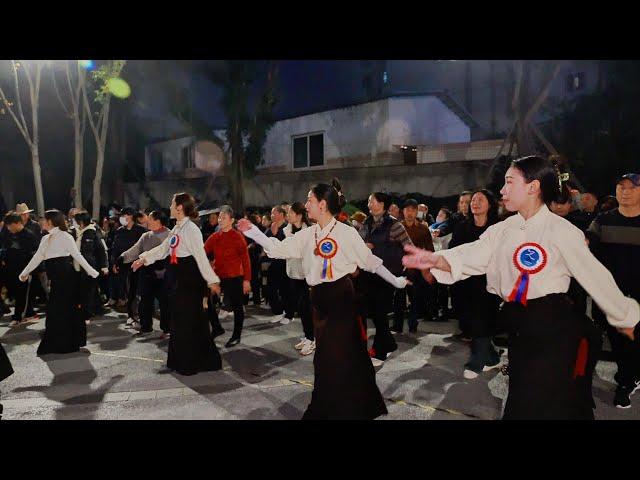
[182, 145, 194, 169]
[151, 150, 163, 175]
[292, 133, 324, 169]
[402, 145, 417, 166]
[566, 72, 585, 92]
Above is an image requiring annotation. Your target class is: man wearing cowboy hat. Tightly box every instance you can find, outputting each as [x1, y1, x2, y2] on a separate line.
[15, 203, 42, 240]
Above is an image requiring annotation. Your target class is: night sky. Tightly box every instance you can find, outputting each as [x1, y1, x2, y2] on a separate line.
[1, 60, 370, 212]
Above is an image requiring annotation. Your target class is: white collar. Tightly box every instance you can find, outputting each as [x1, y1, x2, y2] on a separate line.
[49, 227, 60, 235]
[316, 218, 338, 237]
[515, 204, 550, 228]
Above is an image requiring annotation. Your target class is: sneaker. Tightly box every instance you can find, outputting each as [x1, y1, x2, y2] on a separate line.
[8, 320, 20, 327]
[259, 303, 271, 310]
[614, 380, 640, 409]
[280, 317, 292, 325]
[270, 314, 285, 324]
[131, 321, 141, 330]
[300, 340, 316, 356]
[225, 337, 241, 348]
[463, 369, 480, 379]
[294, 338, 309, 350]
[371, 357, 384, 367]
[106, 299, 116, 307]
[23, 313, 40, 322]
[134, 330, 153, 337]
[159, 332, 171, 340]
[125, 317, 136, 327]
[218, 310, 230, 320]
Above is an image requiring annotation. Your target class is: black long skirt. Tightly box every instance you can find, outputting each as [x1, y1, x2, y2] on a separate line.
[165, 256, 221, 376]
[502, 293, 602, 420]
[37, 257, 87, 355]
[303, 275, 388, 420]
[0, 342, 13, 383]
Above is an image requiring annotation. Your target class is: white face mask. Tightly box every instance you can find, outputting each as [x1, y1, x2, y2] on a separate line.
[108, 209, 115, 218]
[119, 216, 128, 227]
[417, 212, 425, 220]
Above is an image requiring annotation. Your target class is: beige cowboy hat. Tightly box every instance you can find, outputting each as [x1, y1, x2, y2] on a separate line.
[15, 203, 34, 215]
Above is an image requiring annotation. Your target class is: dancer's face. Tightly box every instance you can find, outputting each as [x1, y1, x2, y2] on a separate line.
[305, 190, 323, 221]
[500, 167, 538, 212]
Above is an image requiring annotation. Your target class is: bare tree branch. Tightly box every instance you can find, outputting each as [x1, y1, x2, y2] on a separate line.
[0, 85, 31, 145]
[51, 62, 72, 117]
[11, 60, 31, 141]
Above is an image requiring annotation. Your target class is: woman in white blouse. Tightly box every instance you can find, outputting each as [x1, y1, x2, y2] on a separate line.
[282, 202, 314, 355]
[20, 210, 99, 355]
[132, 193, 222, 376]
[403, 156, 639, 420]
[237, 179, 408, 420]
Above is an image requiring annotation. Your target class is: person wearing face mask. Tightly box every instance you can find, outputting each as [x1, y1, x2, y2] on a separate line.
[403, 156, 638, 419]
[111, 207, 147, 327]
[417, 204, 435, 226]
[73, 211, 109, 325]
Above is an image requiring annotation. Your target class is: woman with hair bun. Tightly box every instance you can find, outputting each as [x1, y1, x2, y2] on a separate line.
[132, 193, 222, 376]
[20, 209, 100, 355]
[403, 156, 639, 419]
[237, 178, 408, 419]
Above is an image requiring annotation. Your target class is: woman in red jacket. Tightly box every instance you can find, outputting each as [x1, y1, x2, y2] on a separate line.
[204, 205, 252, 348]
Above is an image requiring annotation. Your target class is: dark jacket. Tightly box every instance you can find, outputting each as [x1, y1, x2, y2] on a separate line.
[3, 227, 39, 274]
[74, 225, 108, 271]
[363, 214, 405, 276]
[110, 223, 147, 265]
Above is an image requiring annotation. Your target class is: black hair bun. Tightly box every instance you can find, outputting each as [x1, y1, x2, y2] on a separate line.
[331, 178, 346, 208]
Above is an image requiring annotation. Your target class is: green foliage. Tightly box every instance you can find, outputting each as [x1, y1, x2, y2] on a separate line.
[89, 60, 126, 106]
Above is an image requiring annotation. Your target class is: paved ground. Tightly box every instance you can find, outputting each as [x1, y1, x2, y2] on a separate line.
[1, 304, 638, 420]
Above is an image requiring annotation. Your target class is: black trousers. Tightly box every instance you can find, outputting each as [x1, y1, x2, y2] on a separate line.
[126, 267, 140, 320]
[10, 273, 36, 320]
[209, 276, 245, 338]
[393, 271, 431, 331]
[249, 252, 262, 305]
[361, 272, 397, 358]
[75, 271, 97, 322]
[285, 278, 313, 340]
[266, 261, 287, 315]
[139, 271, 169, 333]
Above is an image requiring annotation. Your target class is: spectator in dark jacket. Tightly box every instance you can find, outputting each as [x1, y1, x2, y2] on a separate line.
[111, 207, 147, 325]
[3, 212, 40, 325]
[73, 211, 108, 323]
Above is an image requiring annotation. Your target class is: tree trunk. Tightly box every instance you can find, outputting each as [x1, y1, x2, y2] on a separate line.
[92, 146, 105, 219]
[73, 117, 83, 208]
[31, 145, 45, 216]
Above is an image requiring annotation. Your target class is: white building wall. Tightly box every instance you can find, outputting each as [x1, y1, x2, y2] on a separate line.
[261, 96, 469, 171]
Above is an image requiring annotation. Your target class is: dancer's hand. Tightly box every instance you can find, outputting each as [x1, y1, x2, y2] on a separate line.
[209, 283, 221, 296]
[395, 276, 410, 289]
[617, 326, 635, 341]
[236, 219, 253, 233]
[242, 280, 251, 295]
[131, 259, 145, 272]
[19, 274, 28, 283]
[366, 242, 374, 250]
[402, 245, 440, 270]
[101, 268, 109, 276]
[421, 269, 436, 285]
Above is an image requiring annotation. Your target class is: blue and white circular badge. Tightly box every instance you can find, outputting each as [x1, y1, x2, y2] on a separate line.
[513, 242, 547, 274]
[508, 242, 547, 306]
